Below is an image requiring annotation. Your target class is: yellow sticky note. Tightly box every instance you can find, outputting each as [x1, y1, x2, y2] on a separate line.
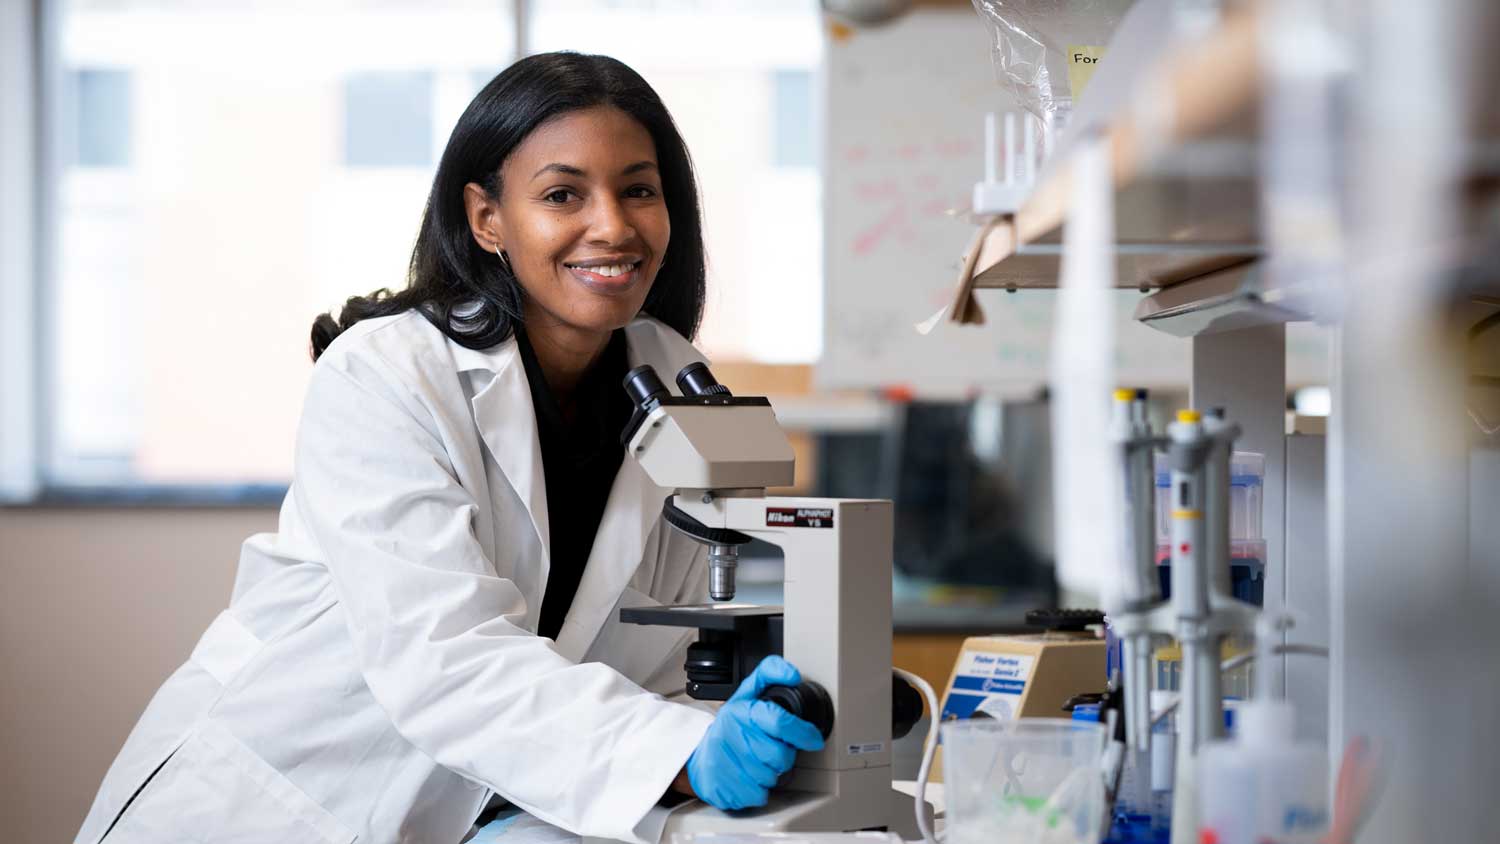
[1066, 45, 1106, 98]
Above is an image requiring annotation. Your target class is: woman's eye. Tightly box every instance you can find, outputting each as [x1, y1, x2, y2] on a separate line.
[544, 189, 576, 204]
[625, 185, 659, 199]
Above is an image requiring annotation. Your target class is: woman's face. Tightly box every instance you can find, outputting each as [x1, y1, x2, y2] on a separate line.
[466, 105, 670, 344]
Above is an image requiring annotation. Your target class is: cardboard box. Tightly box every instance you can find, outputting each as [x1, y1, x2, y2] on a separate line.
[931, 632, 1106, 782]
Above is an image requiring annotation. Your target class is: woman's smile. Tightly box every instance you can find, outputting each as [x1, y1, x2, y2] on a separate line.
[562, 255, 644, 295]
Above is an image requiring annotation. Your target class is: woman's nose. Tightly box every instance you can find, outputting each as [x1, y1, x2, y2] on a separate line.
[586, 195, 636, 245]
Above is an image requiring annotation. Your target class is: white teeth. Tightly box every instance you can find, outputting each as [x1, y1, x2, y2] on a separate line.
[571, 262, 635, 278]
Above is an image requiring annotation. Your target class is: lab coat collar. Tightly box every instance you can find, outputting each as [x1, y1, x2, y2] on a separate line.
[463, 337, 552, 575]
[458, 316, 707, 657]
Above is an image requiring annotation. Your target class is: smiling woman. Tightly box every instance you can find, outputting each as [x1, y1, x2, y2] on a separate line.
[77, 50, 825, 844]
[461, 104, 673, 404]
[309, 52, 707, 371]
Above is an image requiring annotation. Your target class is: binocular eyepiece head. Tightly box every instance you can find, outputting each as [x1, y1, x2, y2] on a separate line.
[674, 361, 730, 398]
[623, 365, 671, 410]
[622, 362, 732, 413]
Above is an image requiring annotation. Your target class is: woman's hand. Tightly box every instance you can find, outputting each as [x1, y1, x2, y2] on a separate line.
[681, 656, 826, 811]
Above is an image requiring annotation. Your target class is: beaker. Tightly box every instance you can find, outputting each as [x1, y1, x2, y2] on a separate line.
[941, 718, 1107, 844]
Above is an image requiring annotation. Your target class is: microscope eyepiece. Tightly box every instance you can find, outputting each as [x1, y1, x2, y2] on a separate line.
[675, 361, 731, 398]
[623, 365, 671, 410]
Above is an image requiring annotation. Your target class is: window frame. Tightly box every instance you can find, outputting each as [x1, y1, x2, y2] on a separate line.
[1, 0, 45, 504]
[1, 0, 529, 508]
[4, 0, 821, 508]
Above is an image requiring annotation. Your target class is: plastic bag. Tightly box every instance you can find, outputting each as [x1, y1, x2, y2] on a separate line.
[969, 0, 1135, 151]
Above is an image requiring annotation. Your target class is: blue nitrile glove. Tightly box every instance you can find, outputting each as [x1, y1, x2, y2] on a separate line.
[685, 655, 827, 811]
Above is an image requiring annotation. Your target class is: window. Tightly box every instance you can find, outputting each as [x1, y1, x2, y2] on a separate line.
[71, 69, 132, 167]
[529, 0, 824, 365]
[343, 71, 435, 167]
[23, 0, 820, 496]
[772, 69, 815, 168]
[41, 1, 516, 490]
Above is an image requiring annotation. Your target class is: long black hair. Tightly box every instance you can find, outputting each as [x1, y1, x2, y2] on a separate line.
[309, 52, 708, 361]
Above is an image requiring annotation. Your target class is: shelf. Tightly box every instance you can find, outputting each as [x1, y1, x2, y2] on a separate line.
[1131, 262, 1320, 337]
[949, 1, 1264, 321]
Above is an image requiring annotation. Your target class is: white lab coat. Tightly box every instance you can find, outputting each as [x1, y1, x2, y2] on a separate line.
[76, 311, 718, 844]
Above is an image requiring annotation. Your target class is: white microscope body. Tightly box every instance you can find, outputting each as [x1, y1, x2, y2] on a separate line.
[619, 363, 921, 836]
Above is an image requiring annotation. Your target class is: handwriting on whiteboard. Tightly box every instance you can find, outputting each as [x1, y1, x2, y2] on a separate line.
[839, 139, 978, 166]
[838, 136, 980, 258]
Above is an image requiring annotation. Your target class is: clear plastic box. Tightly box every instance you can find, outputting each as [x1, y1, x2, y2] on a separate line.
[1155, 452, 1265, 542]
[942, 718, 1107, 844]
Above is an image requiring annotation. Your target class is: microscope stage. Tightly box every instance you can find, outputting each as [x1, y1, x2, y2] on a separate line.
[620, 603, 784, 631]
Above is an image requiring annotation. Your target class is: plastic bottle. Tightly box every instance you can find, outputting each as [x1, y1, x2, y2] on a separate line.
[1196, 621, 1329, 844]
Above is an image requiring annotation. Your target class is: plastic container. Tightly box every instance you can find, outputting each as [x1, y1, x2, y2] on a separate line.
[1106, 753, 1162, 844]
[1101, 690, 1167, 843]
[1154, 451, 1267, 604]
[1155, 452, 1264, 542]
[969, 0, 1135, 159]
[1148, 690, 1175, 839]
[1196, 701, 1329, 844]
[1152, 642, 1254, 698]
[1155, 547, 1266, 606]
[942, 718, 1107, 844]
[1071, 703, 1101, 722]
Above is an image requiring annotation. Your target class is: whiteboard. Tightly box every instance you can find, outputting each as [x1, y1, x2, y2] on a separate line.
[817, 9, 1329, 393]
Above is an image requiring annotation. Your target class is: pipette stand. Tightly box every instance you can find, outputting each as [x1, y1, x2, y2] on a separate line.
[1109, 409, 1261, 844]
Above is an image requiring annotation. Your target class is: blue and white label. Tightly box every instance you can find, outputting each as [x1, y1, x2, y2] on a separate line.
[940, 650, 1034, 721]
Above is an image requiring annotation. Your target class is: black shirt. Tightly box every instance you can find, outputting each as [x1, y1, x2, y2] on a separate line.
[515, 325, 634, 642]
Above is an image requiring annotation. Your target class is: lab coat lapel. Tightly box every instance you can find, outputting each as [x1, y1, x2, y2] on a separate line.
[463, 338, 551, 570]
[553, 458, 669, 662]
[552, 318, 706, 662]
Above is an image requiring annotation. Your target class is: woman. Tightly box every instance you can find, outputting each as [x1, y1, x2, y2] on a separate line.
[77, 52, 822, 844]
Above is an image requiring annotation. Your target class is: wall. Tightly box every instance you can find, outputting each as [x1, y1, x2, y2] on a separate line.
[0, 507, 275, 842]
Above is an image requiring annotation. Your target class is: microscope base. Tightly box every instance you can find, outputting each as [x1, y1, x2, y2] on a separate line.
[659, 767, 927, 839]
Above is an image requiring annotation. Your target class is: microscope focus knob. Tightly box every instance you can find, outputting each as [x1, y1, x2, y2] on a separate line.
[759, 681, 835, 740]
[891, 673, 923, 740]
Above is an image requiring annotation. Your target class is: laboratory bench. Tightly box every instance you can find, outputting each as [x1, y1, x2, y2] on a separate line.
[924, 0, 1500, 838]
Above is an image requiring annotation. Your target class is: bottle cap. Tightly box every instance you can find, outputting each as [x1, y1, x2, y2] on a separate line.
[1114, 388, 1134, 402]
[1236, 700, 1295, 744]
[1177, 409, 1202, 423]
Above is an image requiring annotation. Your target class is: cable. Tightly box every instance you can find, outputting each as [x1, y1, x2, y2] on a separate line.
[1469, 405, 1500, 436]
[893, 667, 941, 844]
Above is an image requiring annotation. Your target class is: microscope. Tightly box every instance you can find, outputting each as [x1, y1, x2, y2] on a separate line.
[617, 362, 925, 836]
